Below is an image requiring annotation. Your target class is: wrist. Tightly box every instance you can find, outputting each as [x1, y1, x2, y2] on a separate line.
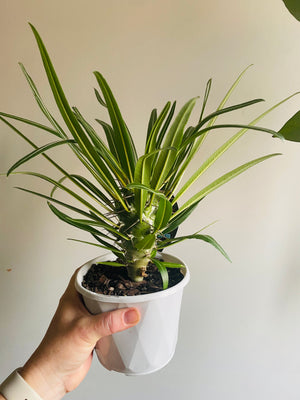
[0, 368, 44, 400]
[19, 361, 66, 400]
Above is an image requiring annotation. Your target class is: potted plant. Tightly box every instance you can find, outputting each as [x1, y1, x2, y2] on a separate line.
[1, 24, 299, 375]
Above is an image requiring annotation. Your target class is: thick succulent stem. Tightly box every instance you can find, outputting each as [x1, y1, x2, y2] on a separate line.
[117, 192, 159, 282]
[127, 256, 150, 282]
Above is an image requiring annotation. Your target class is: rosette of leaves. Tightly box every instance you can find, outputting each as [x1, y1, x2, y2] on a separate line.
[1, 24, 299, 289]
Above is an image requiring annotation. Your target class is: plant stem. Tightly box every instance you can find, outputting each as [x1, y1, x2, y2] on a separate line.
[127, 257, 150, 282]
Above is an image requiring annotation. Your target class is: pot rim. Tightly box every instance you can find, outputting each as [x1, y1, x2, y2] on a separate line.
[75, 252, 190, 303]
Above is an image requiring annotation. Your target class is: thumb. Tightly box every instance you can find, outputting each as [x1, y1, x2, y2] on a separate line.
[88, 307, 140, 343]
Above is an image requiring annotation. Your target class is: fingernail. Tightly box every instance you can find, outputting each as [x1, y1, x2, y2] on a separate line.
[124, 309, 140, 325]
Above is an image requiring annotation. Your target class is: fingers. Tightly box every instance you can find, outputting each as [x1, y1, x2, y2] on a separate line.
[60, 270, 141, 345]
[89, 308, 140, 343]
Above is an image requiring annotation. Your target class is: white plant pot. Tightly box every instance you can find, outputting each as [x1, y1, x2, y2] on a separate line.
[75, 253, 190, 375]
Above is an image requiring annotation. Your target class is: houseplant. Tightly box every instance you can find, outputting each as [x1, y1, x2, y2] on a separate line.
[1, 24, 299, 374]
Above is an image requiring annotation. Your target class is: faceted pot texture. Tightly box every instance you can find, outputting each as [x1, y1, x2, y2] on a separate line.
[75, 253, 190, 375]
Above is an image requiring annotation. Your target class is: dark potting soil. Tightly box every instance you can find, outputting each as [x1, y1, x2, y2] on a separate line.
[82, 261, 184, 296]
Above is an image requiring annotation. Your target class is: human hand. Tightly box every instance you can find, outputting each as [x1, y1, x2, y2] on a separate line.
[18, 269, 140, 400]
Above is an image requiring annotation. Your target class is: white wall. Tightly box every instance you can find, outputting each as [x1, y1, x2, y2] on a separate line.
[1, 1, 300, 399]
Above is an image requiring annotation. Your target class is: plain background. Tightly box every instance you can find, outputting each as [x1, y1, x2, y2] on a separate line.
[1, 1, 300, 399]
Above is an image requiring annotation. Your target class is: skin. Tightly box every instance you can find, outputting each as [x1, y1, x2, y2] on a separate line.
[0, 269, 140, 400]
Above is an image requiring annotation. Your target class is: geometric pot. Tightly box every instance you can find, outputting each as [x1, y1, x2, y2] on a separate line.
[75, 252, 190, 375]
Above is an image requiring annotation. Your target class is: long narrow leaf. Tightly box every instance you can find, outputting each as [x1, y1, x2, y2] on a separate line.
[96, 261, 125, 267]
[158, 233, 231, 261]
[154, 197, 172, 231]
[170, 66, 256, 192]
[7, 139, 75, 176]
[29, 24, 127, 207]
[146, 109, 157, 141]
[70, 174, 113, 209]
[162, 200, 201, 234]
[19, 63, 125, 203]
[93, 71, 137, 181]
[16, 170, 115, 225]
[19, 63, 67, 139]
[96, 119, 120, 161]
[127, 182, 169, 200]
[48, 203, 111, 237]
[73, 107, 128, 185]
[0, 112, 60, 137]
[172, 94, 298, 203]
[151, 97, 198, 190]
[0, 116, 114, 212]
[151, 258, 169, 290]
[133, 147, 176, 220]
[156, 101, 177, 149]
[146, 101, 171, 153]
[94, 88, 107, 108]
[68, 238, 123, 254]
[193, 98, 265, 133]
[173, 153, 281, 216]
[198, 78, 212, 123]
[15, 186, 109, 222]
[48, 203, 129, 240]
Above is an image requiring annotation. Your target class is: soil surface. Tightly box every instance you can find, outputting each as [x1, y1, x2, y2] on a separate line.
[82, 261, 184, 296]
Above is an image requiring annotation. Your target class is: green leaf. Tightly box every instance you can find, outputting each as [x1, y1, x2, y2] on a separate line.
[151, 258, 169, 290]
[186, 123, 283, 145]
[216, 65, 254, 113]
[173, 105, 290, 205]
[135, 234, 156, 250]
[70, 174, 113, 209]
[174, 153, 281, 216]
[48, 203, 129, 240]
[133, 147, 176, 221]
[170, 66, 255, 193]
[282, 0, 300, 21]
[158, 234, 231, 262]
[156, 101, 177, 149]
[96, 119, 120, 161]
[0, 112, 61, 137]
[154, 197, 172, 231]
[73, 107, 128, 185]
[198, 78, 212, 123]
[94, 88, 107, 108]
[146, 101, 171, 153]
[28, 24, 126, 206]
[157, 261, 184, 269]
[48, 203, 109, 237]
[164, 200, 201, 233]
[7, 139, 75, 176]
[127, 182, 168, 201]
[15, 170, 115, 225]
[68, 238, 123, 254]
[92, 234, 122, 251]
[18, 64, 117, 199]
[15, 186, 108, 221]
[151, 97, 198, 190]
[279, 110, 300, 142]
[18, 63, 67, 139]
[96, 261, 125, 267]
[193, 98, 265, 133]
[147, 109, 157, 141]
[93, 71, 137, 181]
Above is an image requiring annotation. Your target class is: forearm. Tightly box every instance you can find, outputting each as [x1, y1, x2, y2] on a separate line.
[0, 394, 5, 400]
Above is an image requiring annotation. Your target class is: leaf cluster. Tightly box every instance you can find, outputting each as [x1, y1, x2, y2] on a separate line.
[1, 24, 299, 288]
